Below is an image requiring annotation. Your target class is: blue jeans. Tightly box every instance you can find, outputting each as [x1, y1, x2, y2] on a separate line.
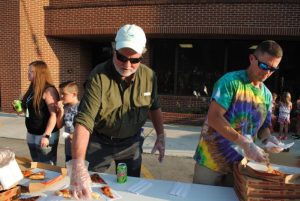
[26, 131, 59, 165]
[86, 132, 144, 177]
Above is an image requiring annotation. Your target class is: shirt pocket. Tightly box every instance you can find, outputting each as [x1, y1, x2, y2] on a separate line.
[133, 91, 152, 107]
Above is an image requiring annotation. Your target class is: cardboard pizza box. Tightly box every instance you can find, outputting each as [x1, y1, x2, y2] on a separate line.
[234, 184, 300, 201]
[233, 163, 300, 190]
[0, 158, 23, 190]
[239, 158, 300, 183]
[233, 154, 300, 201]
[234, 166, 300, 198]
[16, 157, 67, 193]
[0, 185, 21, 201]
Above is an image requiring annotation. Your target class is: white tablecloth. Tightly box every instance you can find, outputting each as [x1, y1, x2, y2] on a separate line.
[28, 173, 239, 201]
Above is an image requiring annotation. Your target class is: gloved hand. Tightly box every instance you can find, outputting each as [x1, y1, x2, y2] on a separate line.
[68, 159, 92, 200]
[235, 134, 269, 164]
[0, 148, 15, 168]
[151, 134, 165, 162]
[263, 135, 284, 153]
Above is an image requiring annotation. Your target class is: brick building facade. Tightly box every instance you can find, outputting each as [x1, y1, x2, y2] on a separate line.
[1, 0, 299, 125]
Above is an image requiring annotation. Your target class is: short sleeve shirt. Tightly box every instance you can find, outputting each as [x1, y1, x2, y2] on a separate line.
[194, 70, 272, 173]
[74, 59, 160, 138]
[63, 103, 79, 133]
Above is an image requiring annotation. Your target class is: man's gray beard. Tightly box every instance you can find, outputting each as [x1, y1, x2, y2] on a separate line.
[113, 60, 137, 77]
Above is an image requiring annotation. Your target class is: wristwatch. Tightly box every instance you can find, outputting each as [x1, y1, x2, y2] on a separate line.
[43, 134, 51, 139]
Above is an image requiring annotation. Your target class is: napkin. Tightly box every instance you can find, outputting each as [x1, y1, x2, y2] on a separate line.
[265, 141, 294, 150]
[127, 180, 152, 195]
[169, 182, 191, 198]
[0, 158, 23, 189]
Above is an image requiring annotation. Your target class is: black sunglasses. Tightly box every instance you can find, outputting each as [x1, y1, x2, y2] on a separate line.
[254, 55, 279, 72]
[115, 51, 143, 64]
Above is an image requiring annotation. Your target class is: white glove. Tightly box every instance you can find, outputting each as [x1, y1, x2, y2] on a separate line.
[0, 148, 15, 168]
[68, 159, 92, 200]
[235, 135, 269, 164]
[151, 134, 165, 162]
[263, 135, 284, 153]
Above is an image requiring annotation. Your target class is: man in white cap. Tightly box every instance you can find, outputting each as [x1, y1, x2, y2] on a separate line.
[69, 24, 166, 199]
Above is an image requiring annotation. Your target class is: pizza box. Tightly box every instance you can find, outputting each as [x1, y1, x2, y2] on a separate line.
[233, 155, 300, 201]
[238, 158, 300, 183]
[234, 165, 300, 198]
[0, 158, 23, 190]
[0, 185, 21, 201]
[234, 185, 300, 201]
[233, 163, 300, 190]
[16, 157, 67, 193]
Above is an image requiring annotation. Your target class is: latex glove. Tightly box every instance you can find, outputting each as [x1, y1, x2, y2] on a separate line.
[68, 159, 92, 200]
[235, 135, 269, 164]
[40, 137, 49, 148]
[263, 135, 284, 153]
[151, 134, 165, 162]
[0, 148, 15, 168]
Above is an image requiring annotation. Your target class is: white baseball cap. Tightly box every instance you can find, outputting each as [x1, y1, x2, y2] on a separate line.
[115, 24, 146, 54]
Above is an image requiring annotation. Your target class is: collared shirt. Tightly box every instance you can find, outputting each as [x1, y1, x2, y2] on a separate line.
[74, 59, 160, 138]
[194, 70, 272, 174]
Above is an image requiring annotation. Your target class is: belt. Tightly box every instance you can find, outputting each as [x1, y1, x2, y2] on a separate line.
[96, 133, 139, 143]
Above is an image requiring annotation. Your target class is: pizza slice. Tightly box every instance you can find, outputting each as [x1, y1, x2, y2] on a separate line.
[55, 188, 103, 200]
[22, 169, 34, 177]
[55, 188, 71, 199]
[101, 186, 114, 199]
[16, 196, 41, 201]
[90, 173, 107, 184]
[28, 171, 45, 180]
[267, 165, 283, 175]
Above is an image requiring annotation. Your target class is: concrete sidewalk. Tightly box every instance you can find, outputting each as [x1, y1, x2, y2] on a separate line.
[0, 112, 201, 158]
[0, 112, 199, 182]
[1, 112, 299, 157]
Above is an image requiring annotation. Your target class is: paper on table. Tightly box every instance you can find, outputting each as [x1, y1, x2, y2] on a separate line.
[18, 168, 61, 186]
[0, 158, 23, 189]
[248, 161, 300, 174]
[265, 141, 294, 150]
[169, 182, 191, 198]
[127, 180, 153, 195]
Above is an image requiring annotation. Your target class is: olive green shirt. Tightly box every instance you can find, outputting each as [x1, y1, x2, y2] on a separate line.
[74, 59, 160, 138]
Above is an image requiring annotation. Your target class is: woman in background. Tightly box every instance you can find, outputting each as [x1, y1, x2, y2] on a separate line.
[270, 92, 279, 133]
[22, 60, 59, 165]
[277, 91, 293, 140]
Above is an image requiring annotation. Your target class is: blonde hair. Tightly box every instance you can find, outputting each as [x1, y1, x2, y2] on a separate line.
[281, 91, 291, 105]
[59, 80, 78, 94]
[24, 60, 55, 115]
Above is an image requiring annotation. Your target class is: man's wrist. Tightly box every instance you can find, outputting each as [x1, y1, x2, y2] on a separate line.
[43, 133, 51, 139]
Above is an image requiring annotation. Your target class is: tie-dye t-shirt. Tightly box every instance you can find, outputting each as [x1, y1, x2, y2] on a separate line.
[194, 70, 272, 174]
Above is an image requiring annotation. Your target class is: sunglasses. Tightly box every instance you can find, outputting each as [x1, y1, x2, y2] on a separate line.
[115, 51, 143, 64]
[254, 55, 279, 72]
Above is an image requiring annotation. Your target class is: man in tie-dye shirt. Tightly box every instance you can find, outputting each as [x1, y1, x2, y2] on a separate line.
[193, 40, 284, 187]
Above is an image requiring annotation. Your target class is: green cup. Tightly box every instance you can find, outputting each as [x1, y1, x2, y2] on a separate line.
[13, 100, 22, 112]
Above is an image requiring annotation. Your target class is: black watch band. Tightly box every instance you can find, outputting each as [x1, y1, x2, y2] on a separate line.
[43, 135, 50, 139]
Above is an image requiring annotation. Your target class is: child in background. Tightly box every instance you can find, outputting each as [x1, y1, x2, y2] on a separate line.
[277, 92, 293, 140]
[56, 81, 80, 162]
[270, 92, 279, 133]
[293, 96, 300, 140]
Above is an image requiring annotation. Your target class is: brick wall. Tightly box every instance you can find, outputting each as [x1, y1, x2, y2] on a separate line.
[158, 95, 208, 126]
[44, 1, 300, 38]
[1, 0, 300, 126]
[0, 1, 21, 111]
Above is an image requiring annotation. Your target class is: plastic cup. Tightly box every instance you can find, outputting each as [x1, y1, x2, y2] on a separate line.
[12, 100, 22, 113]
